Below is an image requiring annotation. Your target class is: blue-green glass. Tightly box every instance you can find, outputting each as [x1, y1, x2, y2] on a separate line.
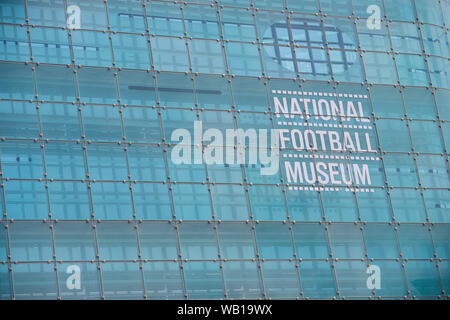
[96, 221, 139, 260]
[212, 184, 250, 220]
[0, 0, 26, 24]
[423, 189, 450, 223]
[223, 261, 262, 299]
[107, 0, 146, 34]
[39, 103, 81, 140]
[255, 222, 294, 259]
[0, 62, 35, 100]
[261, 260, 300, 299]
[220, 7, 256, 42]
[179, 222, 218, 260]
[334, 260, 371, 297]
[4, 180, 48, 220]
[0, 25, 29, 62]
[101, 262, 144, 299]
[390, 188, 427, 223]
[225, 42, 262, 76]
[396, 54, 429, 87]
[299, 260, 336, 298]
[249, 185, 287, 221]
[142, 261, 184, 299]
[71, 31, 113, 67]
[404, 260, 442, 297]
[416, 155, 450, 189]
[133, 183, 172, 220]
[12, 263, 57, 299]
[183, 4, 219, 40]
[53, 222, 96, 261]
[328, 223, 365, 259]
[293, 223, 329, 259]
[376, 119, 411, 152]
[372, 260, 408, 297]
[415, 0, 444, 25]
[431, 225, 450, 259]
[397, 224, 434, 259]
[111, 33, 151, 69]
[0, 263, 11, 300]
[0, 100, 39, 139]
[217, 223, 255, 259]
[91, 182, 133, 220]
[8, 221, 53, 262]
[58, 262, 101, 300]
[183, 261, 224, 299]
[172, 183, 213, 220]
[30, 27, 71, 65]
[0, 140, 44, 179]
[48, 181, 91, 220]
[363, 224, 399, 259]
[138, 222, 178, 260]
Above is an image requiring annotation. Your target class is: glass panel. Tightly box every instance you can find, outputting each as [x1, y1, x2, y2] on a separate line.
[223, 261, 261, 299]
[53, 221, 96, 261]
[363, 52, 397, 85]
[132, 183, 172, 220]
[12, 263, 57, 299]
[376, 119, 411, 152]
[183, 4, 219, 39]
[328, 223, 365, 259]
[39, 103, 82, 140]
[76, 67, 118, 104]
[71, 31, 113, 67]
[183, 261, 224, 299]
[111, 33, 151, 69]
[249, 185, 286, 221]
[179, 222, 218, 260]
[48, 181, 91, 220]
[107, 0, 146, 34]
[423, 189, 450, 223]
[138, 222, 178, 260]
[397, 224, 434, 259]
[0, 100, 39, 139]
[293, 223, 329, 259]
[391, 188, 427, 222]
[96, 221, 139, 260]
[44, 142, 86, 180]
[363, 224, 399, 259]
[255, 222, 294, 259]
[117, 70, 157, 107]
[91, 182, 133, 219]
[142, 261, 184, 299]
[217, 222, 255, 260]
[58, 262, 101, 300]
[0, 62, 35, 100]
[3, 180, 48, 220]
[299, 260, 336, 298]
[8, 221, 53, 262]
[146, 1, 183, 37]
[261, 260, 300, 299]
[372, 260, 407, 297]
[334, 260, 371, 297]
[220, 7, 256, 42]
[29, 27, 71, 64]
[211, 184, 250, 220]
[404, 260, 442, 297]
[430, 225, 450, 259]
[121, 107, 161, 144]
[151, 36, 189, 72]
[101, 261, 144, 299]
[173, 184, 212, 220]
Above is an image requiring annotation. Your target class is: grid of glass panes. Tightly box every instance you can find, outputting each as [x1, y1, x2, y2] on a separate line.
[0, 0, 449, 300]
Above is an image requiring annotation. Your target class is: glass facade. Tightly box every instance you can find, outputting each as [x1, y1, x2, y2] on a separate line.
[0, 0, 449, 300]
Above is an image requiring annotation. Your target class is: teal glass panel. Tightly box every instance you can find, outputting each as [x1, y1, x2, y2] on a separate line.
[223, 261, 261, 299]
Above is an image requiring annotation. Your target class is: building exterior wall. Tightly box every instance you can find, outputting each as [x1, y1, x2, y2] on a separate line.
[0, 0, 449, 299]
